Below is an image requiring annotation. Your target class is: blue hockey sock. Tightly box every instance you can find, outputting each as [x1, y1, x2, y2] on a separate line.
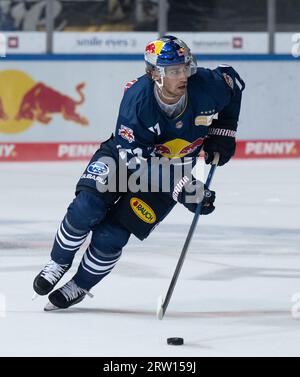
[73, 244, 122, 290]
[51, 216, 88, 265]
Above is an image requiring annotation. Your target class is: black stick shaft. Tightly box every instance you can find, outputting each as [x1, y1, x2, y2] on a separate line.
[160, 160, 218, 319]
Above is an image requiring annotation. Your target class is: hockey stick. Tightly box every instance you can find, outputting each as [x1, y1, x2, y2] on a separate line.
[156, 153, 220, 320]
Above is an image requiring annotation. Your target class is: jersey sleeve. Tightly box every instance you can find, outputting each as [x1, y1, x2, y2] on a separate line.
[114, 84, 156, 159]
[211, 65, 245, 133]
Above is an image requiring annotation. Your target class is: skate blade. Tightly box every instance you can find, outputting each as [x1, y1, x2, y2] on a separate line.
[44, 302, 61, 312]
[32, 292, 39, 301]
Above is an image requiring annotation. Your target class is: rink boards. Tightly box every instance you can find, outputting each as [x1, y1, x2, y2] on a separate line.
[1, 139, 300, 161]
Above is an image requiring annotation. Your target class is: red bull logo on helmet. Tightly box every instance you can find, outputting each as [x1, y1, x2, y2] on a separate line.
[145, 42, 156, 54]
[145, 40, 165, 56]
[177, 47, 186, 56]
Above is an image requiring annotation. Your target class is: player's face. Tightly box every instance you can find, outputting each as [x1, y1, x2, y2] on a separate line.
[164, 64, 191, 80]
[158, 64, 189, 99]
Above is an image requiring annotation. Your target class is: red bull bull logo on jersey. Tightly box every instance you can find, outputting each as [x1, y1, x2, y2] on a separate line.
[154, 137, 204, 158]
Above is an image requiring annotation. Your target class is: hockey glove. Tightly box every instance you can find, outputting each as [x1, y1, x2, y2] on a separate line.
[172, 176, 216, 215]
[203, 129, 236, 166]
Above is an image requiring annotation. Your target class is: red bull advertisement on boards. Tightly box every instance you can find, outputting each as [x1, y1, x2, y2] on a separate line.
[0, 70, 89, 134]
[0, 67, 299, 161]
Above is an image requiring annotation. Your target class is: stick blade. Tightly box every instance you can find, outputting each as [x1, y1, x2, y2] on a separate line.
[156, 295, 164, 320]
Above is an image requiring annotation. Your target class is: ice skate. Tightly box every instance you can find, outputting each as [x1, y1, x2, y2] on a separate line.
[44, 279, 93, 311]
[33, 260, 70, 296]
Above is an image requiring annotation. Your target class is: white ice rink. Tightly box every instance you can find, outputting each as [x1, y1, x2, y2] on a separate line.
[0, 159, 300, 357]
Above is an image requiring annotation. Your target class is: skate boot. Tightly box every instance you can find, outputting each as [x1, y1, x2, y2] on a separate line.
[33, 260, 70, 296]
[44, 279, 93, 311]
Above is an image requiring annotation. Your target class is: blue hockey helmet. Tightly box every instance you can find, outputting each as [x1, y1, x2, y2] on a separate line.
[144, 35, 197, 77]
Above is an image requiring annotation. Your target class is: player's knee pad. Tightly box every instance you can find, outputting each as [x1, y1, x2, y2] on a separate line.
[111, 191, 176, 240]
[66, 191, 108, 232]
[91, 220, 131, 255]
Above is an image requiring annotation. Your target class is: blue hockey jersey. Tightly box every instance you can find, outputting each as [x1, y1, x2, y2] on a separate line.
[114, 66, 245, 160]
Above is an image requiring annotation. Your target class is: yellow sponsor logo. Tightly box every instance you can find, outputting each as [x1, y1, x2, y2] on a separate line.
[195, 115, 214, 126]
[130, 198, 156, 224]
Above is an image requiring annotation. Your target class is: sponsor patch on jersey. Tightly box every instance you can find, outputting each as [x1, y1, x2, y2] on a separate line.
[223, 73, 234, 90]
[87, 161, 109, 176]
[119, 125, 135, 143]
[80, 173, 107, 185]
[124, 79, 138, 92]
[176, 120, 183, 129]
[195, 114, 214, 126]
[154, 137, 204, 158]
[130, 198, 156, 224]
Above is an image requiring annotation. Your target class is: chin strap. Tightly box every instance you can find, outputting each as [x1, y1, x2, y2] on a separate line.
[154, 77, 164, 91]
[154, 79, 181, 102]
[153, 67, 174, 99]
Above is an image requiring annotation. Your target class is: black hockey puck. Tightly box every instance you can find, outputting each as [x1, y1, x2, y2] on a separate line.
[167, 337, 184, 346]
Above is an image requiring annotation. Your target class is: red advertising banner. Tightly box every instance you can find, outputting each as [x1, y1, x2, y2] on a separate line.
[0, 140, 300, 162]
[0, 142, 100, 161]
[235, 139, 300, 159]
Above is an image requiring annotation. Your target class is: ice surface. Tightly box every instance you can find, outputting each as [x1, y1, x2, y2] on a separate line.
[0, 160, 300, 356]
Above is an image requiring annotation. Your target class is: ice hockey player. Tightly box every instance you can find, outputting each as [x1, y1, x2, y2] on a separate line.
[33, 35, 245, 310]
